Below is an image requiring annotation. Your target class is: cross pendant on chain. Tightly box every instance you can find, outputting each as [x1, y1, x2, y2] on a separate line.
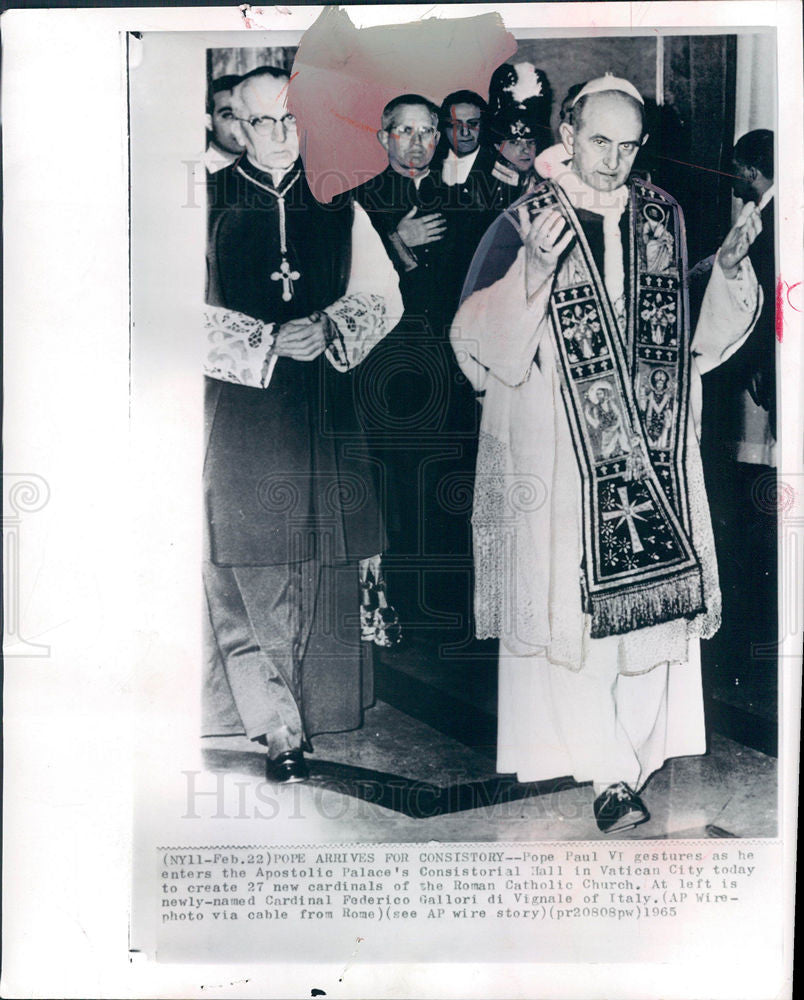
[271, 257, 301, 302]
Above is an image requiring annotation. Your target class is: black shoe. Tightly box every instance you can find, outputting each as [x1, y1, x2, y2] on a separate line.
[593, 782, 650, 834]
[266, 749, 309, 784]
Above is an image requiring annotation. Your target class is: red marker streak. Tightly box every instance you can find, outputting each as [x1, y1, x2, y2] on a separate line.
[654, 153, 741, 180]
[776, 275, 785, 342]
[330, 110, 377, 134]
[277, 71, 299, 102]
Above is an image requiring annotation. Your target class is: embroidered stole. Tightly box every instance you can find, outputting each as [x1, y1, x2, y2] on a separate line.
[533, 178, 704, 637]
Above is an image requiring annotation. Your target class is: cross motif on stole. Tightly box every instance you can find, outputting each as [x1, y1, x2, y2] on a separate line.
[602, 485, 652, 553]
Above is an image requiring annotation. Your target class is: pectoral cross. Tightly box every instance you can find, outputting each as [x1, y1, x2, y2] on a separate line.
[271, 258, 300, 302]
[602, 486, 653, 553]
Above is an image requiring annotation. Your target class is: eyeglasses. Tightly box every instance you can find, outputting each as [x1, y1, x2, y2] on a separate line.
[388, 125, 438, 141]
[235, 113, 297, 134]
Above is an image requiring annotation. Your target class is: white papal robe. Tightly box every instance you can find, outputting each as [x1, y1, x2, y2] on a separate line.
[451, 178, 761, 788]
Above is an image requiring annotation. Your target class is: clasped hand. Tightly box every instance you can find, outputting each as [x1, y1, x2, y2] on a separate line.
[273, 312, 331, 361]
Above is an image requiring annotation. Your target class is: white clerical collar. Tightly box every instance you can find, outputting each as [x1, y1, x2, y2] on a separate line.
[442, 147, 479, 186]
[556, 167, 629, 217]
[389, 166, 430, 188]
[556, 166, 629, 321]
[758, 185, 775, 212]
[245, 155, 295, 190]
[204, 144, 238, 174]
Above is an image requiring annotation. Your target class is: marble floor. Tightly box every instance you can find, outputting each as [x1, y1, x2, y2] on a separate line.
[201, 697, 778, 843]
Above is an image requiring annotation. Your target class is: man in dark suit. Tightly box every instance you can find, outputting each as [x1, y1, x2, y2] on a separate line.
[437, 90, 495, 205]
[699, 129, 776, 702]
[730, 129, 776, 440]
[436, 89, 509, 311]
[204, 74, 244, 174]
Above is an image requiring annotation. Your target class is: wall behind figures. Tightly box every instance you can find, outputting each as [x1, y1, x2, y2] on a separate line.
[515, 33, 737, 266]
[514, 34, 658, 133]
[209, 45, 296, 78]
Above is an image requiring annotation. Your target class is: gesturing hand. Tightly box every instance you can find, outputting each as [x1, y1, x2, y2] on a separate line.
[719, 201, 762, 279]
[396, 206, 446, 248]
[273, 313, 330, 361]
[519, 206, 574, 289]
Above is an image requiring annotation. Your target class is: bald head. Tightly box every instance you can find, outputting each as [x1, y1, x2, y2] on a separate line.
[231, 68, 299, 173]
[560, 90, 647, 192]
[572, 89, 644, 134]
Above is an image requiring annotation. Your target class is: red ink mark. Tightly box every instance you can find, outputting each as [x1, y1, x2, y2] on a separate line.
[777, 483, 796, 513]
[654, 153, 742, 180]
[751, 472, 794, 515]
[277, 71, 299, 102]
[776, 275, 785, 342]
[786, 280, 801, 312]
[330, 110, 377, 135]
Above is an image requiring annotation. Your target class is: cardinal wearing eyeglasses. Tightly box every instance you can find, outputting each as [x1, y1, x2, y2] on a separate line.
[203, 66, 403, 783]
[348, 94, 480, 630]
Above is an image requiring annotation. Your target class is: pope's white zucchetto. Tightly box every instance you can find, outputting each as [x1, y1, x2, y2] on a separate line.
[571, 73, 645, 107]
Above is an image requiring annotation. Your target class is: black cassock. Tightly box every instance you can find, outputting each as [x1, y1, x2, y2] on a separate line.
[351, 166, 480, 632]
[203, 156, 383, 752]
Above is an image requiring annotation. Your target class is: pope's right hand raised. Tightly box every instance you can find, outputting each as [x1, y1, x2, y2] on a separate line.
[519, 206, 574, 280]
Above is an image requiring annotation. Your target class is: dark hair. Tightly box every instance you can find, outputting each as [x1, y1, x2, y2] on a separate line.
[733, 129, 774, 180]
[560, 82, 587, 124]
[439, 90, 487, 116]
[240, 65, 290, 83]
[572, 89, 645, 136]
[206, 74, 242, 114]
[381, 94, 440, 131]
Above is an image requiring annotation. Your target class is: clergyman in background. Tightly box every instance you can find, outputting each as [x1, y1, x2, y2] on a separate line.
[352, 94, 478, 632]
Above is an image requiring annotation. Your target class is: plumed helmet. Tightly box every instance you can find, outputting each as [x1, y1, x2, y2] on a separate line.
[486, 61, 552, 145]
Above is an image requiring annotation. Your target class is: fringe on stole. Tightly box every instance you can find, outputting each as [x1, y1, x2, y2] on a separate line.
[589, 566, 704, 639]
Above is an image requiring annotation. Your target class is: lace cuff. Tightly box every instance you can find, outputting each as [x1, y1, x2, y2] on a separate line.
[324, 292, 389, 371]
[204, 306, 276, 388]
